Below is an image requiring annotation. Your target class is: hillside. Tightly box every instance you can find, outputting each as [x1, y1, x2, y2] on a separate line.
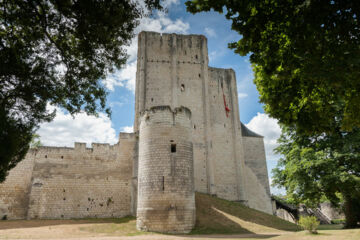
[192, 192, 300, 234]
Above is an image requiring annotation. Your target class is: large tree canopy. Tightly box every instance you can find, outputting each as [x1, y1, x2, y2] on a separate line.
[273, 125, 360, 228]
[0, 0, 162, 181]
[186, 0, 360, 134]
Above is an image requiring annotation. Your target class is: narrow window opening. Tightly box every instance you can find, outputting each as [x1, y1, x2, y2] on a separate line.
[151, 98, 153, 102]
[162, 176, 165, 191]
[181, 84, 185, 92]
[171, 144, 176, 153]
[193, 125, 196, 129]
[195, 54, 198, 59]
[61, 156, 63, 159]
[224, 124, 226, 128]
[221, 82, 223, 88]
[45, 155, 47, 158]
[199, 73, 201, 78]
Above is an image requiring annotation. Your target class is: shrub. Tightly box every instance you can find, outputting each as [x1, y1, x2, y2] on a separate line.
[299, 216, 320, 234]
[331, 219, 345, 224]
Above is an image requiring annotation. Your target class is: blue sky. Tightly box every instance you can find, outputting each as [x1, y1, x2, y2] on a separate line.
[37, 0, 284, 195]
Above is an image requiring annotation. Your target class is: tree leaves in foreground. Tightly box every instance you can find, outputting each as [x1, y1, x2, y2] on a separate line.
[186, 0, 360, 134]
[0, 0, 162, 182]
[272, 125, 360, 228]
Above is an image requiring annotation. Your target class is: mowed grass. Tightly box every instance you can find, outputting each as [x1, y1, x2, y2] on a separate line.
[191, 192, 300, 234]
[77, 216, 150, 236]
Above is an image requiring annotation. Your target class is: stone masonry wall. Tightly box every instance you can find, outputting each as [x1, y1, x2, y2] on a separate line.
[208, 67, 247, 201]
[135, 32, 210, 194]
[137, 106, 195, 233]
[0, 150, 35, 219]
[242, 136, 273, 214]
[0, 133, 136, 220]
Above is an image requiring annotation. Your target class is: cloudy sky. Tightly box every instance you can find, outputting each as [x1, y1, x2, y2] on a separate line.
[37, 0, 283, 194]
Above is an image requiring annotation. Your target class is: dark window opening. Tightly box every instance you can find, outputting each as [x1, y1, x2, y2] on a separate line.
[162, 176, 165, 191]
[61, 156, 63, 159]
[170, 140, 174, 142]
[45, 155, 47, 158]
[199, 73, 201, 78]
[151, 98, 153, 102]
[181, 84, 185, 92]
[171, 144, 176, 153]
[193, 125, 196, 129]
[195, 55, 198, 59]
[221, 82, 223, 88]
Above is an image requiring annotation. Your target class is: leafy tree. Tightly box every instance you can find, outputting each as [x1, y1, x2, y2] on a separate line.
[272, 125, 360, 228]
[0, 0, 162, 181]
[30, 134, 42, 149]
[186, 0, 360, 134]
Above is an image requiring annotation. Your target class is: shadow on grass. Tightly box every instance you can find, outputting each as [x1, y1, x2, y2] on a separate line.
[191, 193, 300, 235]
[0, 216, 135, 230]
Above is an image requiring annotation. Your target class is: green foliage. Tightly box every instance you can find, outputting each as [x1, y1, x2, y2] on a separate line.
[331, 219, 345, 225]
[272, 125, 360, 228]
[30, 134, 42, 149]
[298, 216, 319, 234]
[186, 0, 360, 134]
[0, 0, 162, 182]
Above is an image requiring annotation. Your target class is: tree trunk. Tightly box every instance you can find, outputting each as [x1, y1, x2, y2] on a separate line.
[343, 194, 359, 228]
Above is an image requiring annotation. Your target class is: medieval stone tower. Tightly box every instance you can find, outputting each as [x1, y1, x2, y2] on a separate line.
[0, 31, 272, 234]
[137, 106, 195, 232]
[133, 31, 272, 232]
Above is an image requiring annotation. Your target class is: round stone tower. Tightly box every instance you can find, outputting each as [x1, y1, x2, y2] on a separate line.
[136, 106, 195, 233]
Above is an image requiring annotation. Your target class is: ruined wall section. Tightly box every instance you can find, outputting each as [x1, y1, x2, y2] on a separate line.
[207, 67, 247, 201]
[242, 135, 273, 214]
[137, 106, 195, 233]
[26, 133, 136, 219]
[135, 32, 211, 193]
[0, 150, 36, 219]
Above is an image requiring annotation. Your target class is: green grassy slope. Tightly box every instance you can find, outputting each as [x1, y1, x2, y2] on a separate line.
[192, 192, 300, 234]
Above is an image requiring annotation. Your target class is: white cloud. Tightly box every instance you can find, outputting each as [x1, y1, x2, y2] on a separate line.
[204, 27, 216, 38]
[37, 106, 117, 147]
[121, 126, 134, 133]
[238, 93, 248, 99]
[162, 0, 180, 8]
[102, 11, 190, 93]
[245, 113, 281, 161]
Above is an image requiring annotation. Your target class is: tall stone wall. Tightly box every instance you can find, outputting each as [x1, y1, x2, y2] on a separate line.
[134, 32, 247, 201]
[135, 32, 210, 193]
[207, 67, 247, 201]
[242, 133, 273, 214]
[137, 106, 195, 233]
[0, 150, 35, 219]
[0, 133, 136, 220]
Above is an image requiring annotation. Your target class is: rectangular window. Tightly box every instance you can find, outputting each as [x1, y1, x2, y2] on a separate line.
[171, 144, 176, 153]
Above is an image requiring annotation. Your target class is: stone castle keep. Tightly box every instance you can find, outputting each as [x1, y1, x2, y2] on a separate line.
[0, 32, 272, 233]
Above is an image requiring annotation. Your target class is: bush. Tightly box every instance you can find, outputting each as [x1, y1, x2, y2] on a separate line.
[331, 219, 345, 224]
[299, 216, 320, 234]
